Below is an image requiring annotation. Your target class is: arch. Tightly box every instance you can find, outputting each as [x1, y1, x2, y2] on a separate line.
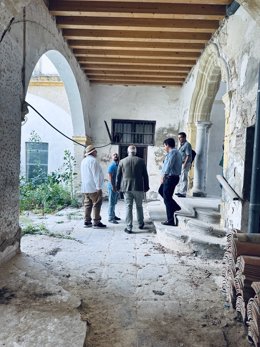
[188, 43, 230, 197]
[25, 50, 86, 137]
[189, 43, 229, 125]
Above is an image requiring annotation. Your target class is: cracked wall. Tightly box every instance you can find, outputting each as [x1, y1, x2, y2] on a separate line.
[0, 0, 91, 264]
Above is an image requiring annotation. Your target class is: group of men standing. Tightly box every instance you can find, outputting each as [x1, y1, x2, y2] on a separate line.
[80, 132, 193, 232]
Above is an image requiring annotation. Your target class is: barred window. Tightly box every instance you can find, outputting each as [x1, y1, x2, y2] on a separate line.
[112, 120, 155, 145]
[25, 142, 48, 180]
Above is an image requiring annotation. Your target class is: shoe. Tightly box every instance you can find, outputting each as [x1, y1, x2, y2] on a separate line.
[109, 219, 119, 224]
[161, 220, 176, 226]
[175, 193, 181, 196]
[124, 228, 132, 234]
[114, 216, 121, 221]
[139, 223, 144, 229]
[84, 221, 92, 228]
[177, 194, 186, 198]
[93, 222, 107, 229]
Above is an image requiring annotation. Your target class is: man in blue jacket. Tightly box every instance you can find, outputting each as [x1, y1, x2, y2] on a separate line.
[107, 153, 121, 224]
[159, 138, 182, 226]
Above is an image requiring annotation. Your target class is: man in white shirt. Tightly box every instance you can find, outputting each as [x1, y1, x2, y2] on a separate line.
[81, 144, 106, 228]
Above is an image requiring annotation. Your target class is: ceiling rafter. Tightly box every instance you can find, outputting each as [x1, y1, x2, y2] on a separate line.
[48, 0, 232, 86]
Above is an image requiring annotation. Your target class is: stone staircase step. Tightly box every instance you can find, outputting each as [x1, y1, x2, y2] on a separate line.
[154, 222, 226, 259]
[195, 208, 221, 224]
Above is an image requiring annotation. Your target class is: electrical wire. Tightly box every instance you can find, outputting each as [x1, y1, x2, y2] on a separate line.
[25, 102, 112, 149]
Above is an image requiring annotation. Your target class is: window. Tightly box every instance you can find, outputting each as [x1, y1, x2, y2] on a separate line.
[112, 120, 155, 145]
[26, 142, 48, 180]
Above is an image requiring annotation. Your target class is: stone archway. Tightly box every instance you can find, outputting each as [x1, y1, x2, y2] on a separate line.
[187, 43, 230, 197]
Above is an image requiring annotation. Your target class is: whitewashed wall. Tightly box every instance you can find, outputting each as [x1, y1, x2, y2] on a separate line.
[88, 84, 182, 197]
[20, 93, 74, 176]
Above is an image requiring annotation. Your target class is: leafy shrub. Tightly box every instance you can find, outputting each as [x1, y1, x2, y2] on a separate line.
[20, 150, 79, 214]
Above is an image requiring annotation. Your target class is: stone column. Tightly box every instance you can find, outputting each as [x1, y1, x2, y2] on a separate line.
[192, 121, 212, 197]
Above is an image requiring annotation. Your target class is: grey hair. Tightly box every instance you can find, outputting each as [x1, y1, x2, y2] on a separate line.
[127, 145, 137, 154]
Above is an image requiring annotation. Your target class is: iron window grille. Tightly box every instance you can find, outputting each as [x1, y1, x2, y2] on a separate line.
[112, 120, 155, 145]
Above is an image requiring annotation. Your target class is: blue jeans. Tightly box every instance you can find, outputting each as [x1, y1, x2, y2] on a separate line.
[108, 185, 119, 220]
[159, 176, 180, 222]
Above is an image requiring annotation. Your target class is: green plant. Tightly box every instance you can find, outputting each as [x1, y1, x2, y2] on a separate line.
[20, 149, 79, 214]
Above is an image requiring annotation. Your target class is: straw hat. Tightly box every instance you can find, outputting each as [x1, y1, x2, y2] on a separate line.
[85, 144, 96, 156]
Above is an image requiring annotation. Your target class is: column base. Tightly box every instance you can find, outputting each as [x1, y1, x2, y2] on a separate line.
[192, 191, 207, 197]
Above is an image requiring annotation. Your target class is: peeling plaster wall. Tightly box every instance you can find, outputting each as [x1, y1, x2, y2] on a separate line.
[0, 0, 91, 264]
[178, 5, 260, 230]
[88, 85, 181, 197]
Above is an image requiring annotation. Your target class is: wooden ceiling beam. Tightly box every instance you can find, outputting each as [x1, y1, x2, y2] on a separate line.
[62, 29, 212, 42]
[78, 57, 195, 66]
[89, 76, 185, 82]
[82, 65, 191, 72]
[67, 40, 204, 52]
[90, 80, 183, 86]
[50, 1, 225, 20]
[86, 71, 188, 77]
[50, 0, 231, 6]
[56, 17, 219, 33]
[73, 49, 198, 59]
[89, 76, 186, 82]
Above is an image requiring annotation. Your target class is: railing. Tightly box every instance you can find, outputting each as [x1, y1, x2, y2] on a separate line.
[216, 175, 241, 201]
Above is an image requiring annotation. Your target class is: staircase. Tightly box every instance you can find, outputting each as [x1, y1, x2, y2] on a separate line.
[146, 196, 227, 259]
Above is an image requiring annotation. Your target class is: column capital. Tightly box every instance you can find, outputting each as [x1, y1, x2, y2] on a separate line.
[195, 121, 212, 129]
[72, 135, 92, 146]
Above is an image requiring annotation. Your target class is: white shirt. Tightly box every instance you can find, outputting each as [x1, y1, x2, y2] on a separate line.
[81, 155, 104, 193]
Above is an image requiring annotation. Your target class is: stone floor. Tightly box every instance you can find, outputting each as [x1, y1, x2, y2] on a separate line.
[0, 200, 249, 347]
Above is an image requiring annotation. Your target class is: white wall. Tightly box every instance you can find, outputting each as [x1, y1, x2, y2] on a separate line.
[21, 93, 74, 176]
[89, 84, 182, 197]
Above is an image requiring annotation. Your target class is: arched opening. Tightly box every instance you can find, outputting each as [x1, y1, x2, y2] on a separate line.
[20, 51, 86, 216]
[21, 54, 74, 179]
[188, 44, 229, 198]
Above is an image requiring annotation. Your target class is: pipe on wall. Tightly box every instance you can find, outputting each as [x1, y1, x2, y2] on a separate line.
[248, 66, 260, 234]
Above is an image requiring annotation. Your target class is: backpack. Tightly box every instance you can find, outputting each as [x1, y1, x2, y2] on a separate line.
[191, 149, 196, 163]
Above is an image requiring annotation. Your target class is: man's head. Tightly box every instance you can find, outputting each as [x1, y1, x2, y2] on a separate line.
[85, 144, 97, 157]
[163, 138, 175, 152]
[112, 153, 119, 162]
[127, 145, 137, 155]
[178, 132, 187, 145]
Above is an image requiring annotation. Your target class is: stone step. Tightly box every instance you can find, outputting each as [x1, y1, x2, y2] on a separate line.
[176, 213, 225, 237]
[195, 208, 221, 224]
[154, 222, 226, 259]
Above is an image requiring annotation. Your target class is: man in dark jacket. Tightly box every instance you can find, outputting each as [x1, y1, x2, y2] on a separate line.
[116, 145, 149, 234]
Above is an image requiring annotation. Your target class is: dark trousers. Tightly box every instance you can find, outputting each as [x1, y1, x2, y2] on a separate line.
[159, 176, 180, 222]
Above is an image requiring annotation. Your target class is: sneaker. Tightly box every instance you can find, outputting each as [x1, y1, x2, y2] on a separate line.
[115, 216, 121, 221]
[109, 219, 119, 224]
[139, 222, 144, 229]
[84, 221, 92, 228]
[161, 220, 176, 226]
[124, 228, 132, 234]
[93, 222, 107, 229]
[177, 194, 186, 198]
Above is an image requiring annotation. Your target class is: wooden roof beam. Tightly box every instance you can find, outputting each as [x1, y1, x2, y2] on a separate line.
[56, 17, 219, 33]
[50, 1, 226, 20]
[90, 81, 183, 86]
[73, 49, 198, 59]
[82, 65, 191, 72]
[62, 29, 212, 42]
[67, 40, 204, 52]
[78, 57, 195, 65]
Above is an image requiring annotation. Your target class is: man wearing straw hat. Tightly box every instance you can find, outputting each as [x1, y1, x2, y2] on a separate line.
[81, 144, 106, 229]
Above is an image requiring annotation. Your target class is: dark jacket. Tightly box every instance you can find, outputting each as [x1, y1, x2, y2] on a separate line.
[116, 155, 149, 192]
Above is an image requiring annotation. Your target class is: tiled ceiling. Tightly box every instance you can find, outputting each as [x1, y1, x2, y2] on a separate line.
[49, 0, 232, 86]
